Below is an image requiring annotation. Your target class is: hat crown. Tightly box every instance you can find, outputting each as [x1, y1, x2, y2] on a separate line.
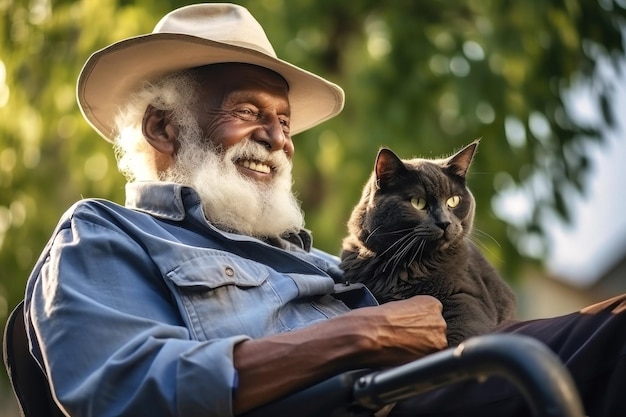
[154, 3, 277, 58]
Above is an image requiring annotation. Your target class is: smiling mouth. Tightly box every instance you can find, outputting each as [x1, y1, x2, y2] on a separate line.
[236, 159, 273, 174]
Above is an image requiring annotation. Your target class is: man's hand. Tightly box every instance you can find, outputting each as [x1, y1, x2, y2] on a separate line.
[233, 295, 446, 413]
[343, 295, 448, 367]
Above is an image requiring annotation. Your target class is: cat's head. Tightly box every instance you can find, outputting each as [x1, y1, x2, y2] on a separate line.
[347, 141, 479, 256]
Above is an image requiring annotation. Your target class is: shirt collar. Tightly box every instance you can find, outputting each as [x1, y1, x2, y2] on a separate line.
[125, 182, 198, 221]
[124, 181, 313, 251]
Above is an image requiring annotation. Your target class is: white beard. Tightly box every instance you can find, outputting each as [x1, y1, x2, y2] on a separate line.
[163, 136, 305, 238]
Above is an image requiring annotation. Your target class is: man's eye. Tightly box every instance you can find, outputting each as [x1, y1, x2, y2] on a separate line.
[279, 118, 290, 131]
[235, 108, 258, 120]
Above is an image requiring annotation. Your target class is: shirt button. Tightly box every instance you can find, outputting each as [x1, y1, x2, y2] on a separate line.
[224, 266, 235, 277]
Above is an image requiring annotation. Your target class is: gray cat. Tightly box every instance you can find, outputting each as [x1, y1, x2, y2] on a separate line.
[339, 141, 516, 346]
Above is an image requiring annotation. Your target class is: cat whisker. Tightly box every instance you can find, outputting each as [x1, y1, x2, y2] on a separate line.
[380, 235, 411, 264]
[468, 230, 503, 263]
[389, 241, 410, 270]
[381, 232, 416, 273]
[368, 226, 419, 244]
[378, 238, 404, 259]
[472, 228, 501, 247]
[385, 231, 424, 275]
[366, 226, 426, 273]
[364, 225, 385, 244]
[378, 229, 417, 258]
[377, 227, 417, 236]
[468, 234, 486, 250]
[408, 238, 426, 265]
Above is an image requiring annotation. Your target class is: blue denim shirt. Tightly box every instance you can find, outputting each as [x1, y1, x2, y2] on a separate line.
[24, 182, 376, 417]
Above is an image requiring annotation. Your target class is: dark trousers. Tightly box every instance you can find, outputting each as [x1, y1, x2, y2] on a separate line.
[390, 294, 626, 417]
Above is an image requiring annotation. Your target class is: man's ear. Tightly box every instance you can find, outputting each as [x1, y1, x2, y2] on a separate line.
[142, 105, 180, 156]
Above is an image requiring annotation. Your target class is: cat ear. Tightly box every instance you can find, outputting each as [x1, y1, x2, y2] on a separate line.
[375, 148, 406, 188]
[446, 140, 479, 179]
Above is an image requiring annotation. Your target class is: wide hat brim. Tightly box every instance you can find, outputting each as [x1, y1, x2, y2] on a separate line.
[77, 33, 345, 142]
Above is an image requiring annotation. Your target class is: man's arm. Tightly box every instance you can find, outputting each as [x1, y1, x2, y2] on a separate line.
[233, 296, 447, 414]
[26, 202, 447, 416]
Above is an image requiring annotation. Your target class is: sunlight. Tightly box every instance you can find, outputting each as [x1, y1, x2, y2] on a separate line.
[450, 55, 470, 77]
[84, 152, 109, 182]
[28, 0, 51, 25]
[529, 112, 551, 143]
[476, 101, 495, 124]
[365, 17, 391, 59]
[491, 185, 533, 228]
[463, 40, 485, 61]
[0, 147, 16, 173]
[0, 59, 8, 108]
[504, 116, 527, 148]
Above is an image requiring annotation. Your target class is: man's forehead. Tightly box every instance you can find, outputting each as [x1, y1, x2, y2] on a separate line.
[195, 63, 289, 90]
[194, 63, 290, 109]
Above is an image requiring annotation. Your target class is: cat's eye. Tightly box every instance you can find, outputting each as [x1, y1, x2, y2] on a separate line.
[411, 197, 427, 210]
[447, 196, 461, 208]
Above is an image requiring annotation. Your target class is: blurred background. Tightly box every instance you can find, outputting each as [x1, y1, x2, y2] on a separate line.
[2, 0, 626, 414]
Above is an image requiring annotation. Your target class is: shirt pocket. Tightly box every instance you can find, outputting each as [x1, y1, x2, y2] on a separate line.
[168, 253, 268, 289]
[165, 252, 292, 340]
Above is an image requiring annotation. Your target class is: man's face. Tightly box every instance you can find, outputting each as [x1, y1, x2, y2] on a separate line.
[192, 64, 295, 183]
[163, 64, 305, 238]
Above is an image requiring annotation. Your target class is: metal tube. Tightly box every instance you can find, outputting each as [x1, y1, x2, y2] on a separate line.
[353, 334, 585, 417]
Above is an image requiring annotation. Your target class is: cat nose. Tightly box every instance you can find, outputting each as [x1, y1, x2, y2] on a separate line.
[436, 221, 451, 231]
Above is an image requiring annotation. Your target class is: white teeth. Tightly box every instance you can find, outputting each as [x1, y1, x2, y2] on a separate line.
[241, 160, 271, 174]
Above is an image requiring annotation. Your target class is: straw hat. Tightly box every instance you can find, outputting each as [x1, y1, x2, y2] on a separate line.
[77, 3, 345, 142]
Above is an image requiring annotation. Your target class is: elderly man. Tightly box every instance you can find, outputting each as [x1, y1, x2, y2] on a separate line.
[22, 3, 626, 417]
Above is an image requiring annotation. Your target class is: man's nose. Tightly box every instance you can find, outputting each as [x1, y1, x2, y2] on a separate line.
[253, 114, 293, 156]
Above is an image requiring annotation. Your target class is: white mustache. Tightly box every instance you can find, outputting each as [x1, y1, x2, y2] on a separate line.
[224, 139, 292, 176]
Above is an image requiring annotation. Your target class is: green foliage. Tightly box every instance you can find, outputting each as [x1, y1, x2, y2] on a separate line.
[246, 0, 626, 274]
[1, 0, 625, 382]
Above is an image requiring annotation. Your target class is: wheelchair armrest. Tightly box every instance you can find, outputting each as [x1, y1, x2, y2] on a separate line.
[239, 369, 373, 417]
[240, 334, 585, 417]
